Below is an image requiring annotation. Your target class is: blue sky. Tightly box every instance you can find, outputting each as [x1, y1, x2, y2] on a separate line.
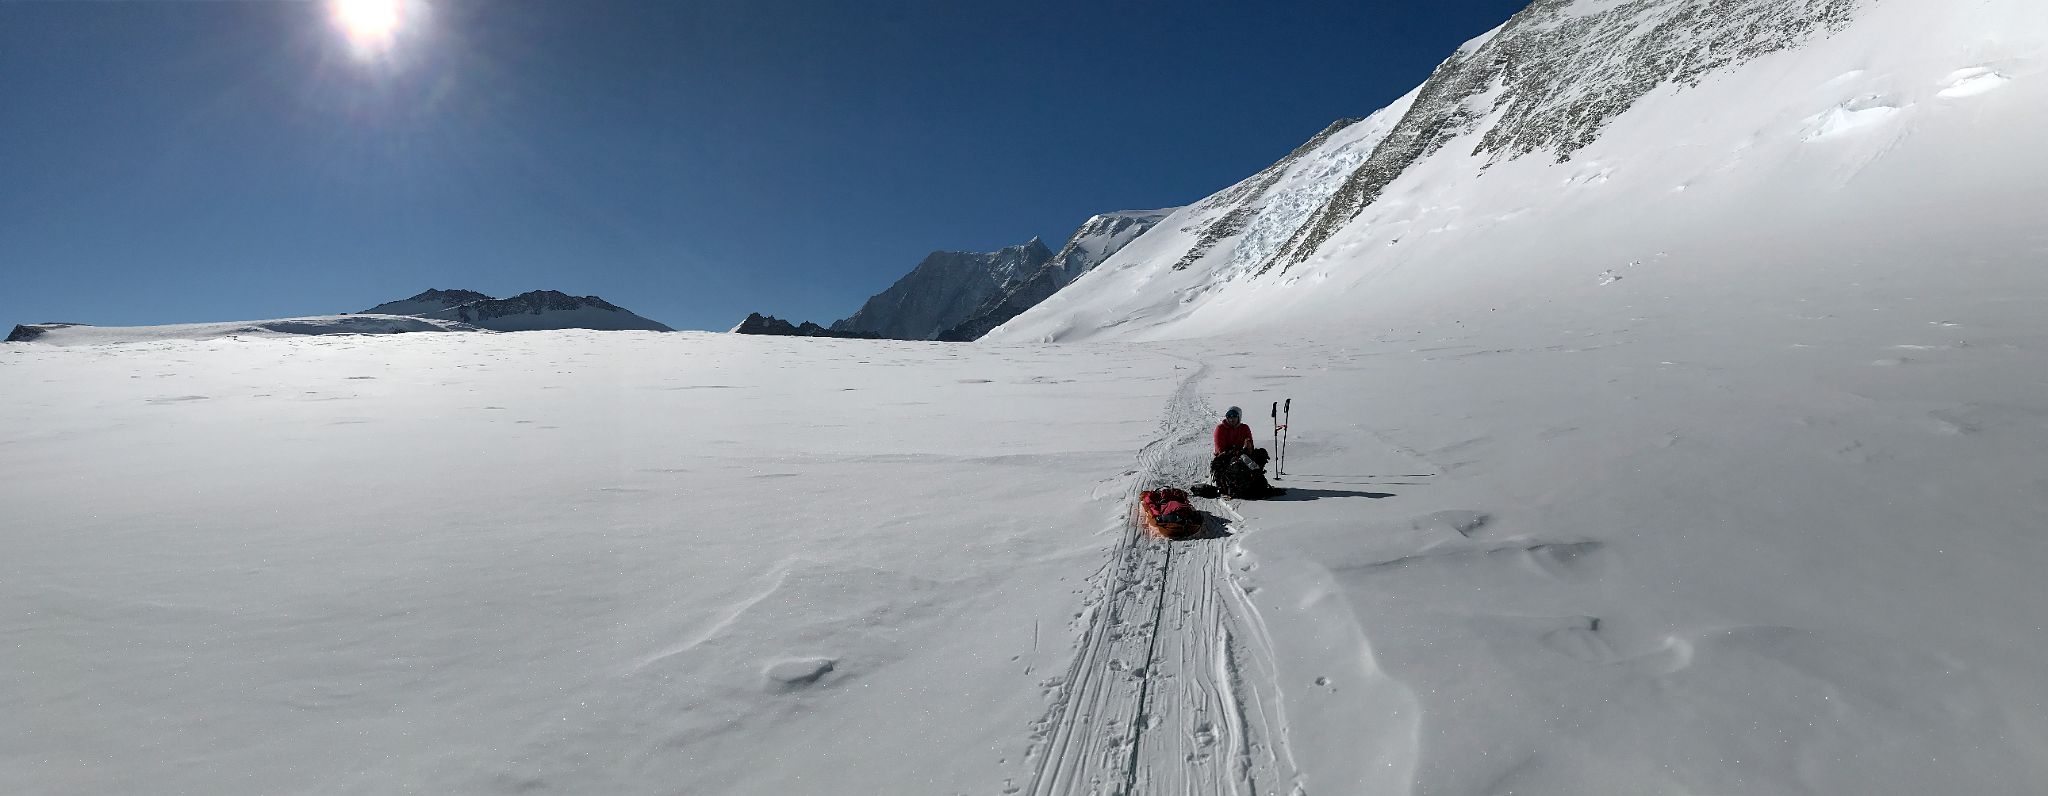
[1, 0, 1528, 331]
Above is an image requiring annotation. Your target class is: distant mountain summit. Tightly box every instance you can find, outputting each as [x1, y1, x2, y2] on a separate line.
[363, 289, 672, 332]
[937, 209, 1170, 341]
[362, 289, 495, 317]
[733, 209, 1172, 342]
[730, 312, 880, 339]
[829, 238, 1055, 341]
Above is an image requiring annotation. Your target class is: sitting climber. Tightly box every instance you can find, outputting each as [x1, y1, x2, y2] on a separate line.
[1209, 406, 1283, 499]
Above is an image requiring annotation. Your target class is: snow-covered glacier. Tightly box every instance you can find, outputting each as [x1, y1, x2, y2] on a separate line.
[8, 0, 2048, 794]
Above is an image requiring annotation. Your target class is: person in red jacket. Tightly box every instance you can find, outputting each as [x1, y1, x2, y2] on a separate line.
[1215, 406, 1256, 455]
[1209, 406, 1279, 498]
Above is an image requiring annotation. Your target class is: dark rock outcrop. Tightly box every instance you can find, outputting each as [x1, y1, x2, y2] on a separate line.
[362, 288, 496, 316]
[7, 324, 59, 342]
[730, 312, 881, 339]
[364, 288, 672, 332]
[830, 239, 1055, 341]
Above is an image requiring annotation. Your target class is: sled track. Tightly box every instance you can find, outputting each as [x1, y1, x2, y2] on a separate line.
[1022, 368, 1302, 796]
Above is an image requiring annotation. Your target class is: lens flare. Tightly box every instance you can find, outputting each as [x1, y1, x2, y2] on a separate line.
[330, 0, 406, 57]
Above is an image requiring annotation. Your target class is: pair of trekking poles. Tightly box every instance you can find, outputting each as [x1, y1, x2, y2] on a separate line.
[1270, 399, 1289, 480]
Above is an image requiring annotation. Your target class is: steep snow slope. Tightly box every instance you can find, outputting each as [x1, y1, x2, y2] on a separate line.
[985, 109, 1412, 342]
[939, 209, 1173, 342]
[5, 315, 473, 345]
[832, 239, 1054, 340]
[991, 0, 2048, 342]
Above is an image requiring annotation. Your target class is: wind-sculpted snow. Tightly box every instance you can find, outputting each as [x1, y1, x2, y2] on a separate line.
[1265, 0, 1862, 273]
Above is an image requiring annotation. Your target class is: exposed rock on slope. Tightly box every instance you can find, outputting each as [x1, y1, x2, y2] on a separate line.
[831, 239, 1055, 341]
[362, 289, 495, 317]
[365, 289, 673, 332]
[7, 323, 69, 343]
[730, 312, 881, 339]
[1263, 0, 1861, 273]
[937, 209, 1171, 342]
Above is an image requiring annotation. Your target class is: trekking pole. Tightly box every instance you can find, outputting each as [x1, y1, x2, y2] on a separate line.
[1280, 399, 1291, 476]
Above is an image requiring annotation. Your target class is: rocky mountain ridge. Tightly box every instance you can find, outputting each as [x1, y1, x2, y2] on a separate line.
[737, 208, 1171, 342]
[363, 289, 673, 332]
[729, 313, 880, 339]
[936, 209, 1171, 341]
[826, 238, 1055, 340]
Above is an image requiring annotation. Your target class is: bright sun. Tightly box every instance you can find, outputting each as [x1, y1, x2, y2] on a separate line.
[329, 0, 405, 56]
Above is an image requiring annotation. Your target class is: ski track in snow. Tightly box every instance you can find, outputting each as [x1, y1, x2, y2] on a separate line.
[1022, 366, 1302, 796]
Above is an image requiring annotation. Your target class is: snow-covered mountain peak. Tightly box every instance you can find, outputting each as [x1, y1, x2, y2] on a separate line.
[1062, 209, 1173, 265]
[935, 208, 1176, 341]
[828, 238, 1057, 340]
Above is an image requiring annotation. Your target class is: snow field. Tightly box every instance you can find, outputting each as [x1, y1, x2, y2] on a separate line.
[0, 332, 1192, 794]
[1199, 298, 2048, 793]
[9, 0, 2048, 791]
[8, 262, 2048, 793]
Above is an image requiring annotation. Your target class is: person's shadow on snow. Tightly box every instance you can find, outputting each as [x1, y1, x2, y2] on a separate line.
[1263, 487, 1396, 502]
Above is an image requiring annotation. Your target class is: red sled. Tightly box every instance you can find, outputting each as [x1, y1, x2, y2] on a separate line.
[1138, 488, 1204, 540]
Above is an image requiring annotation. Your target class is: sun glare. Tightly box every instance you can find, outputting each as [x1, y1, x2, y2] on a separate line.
[330, 0, 407, 57]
